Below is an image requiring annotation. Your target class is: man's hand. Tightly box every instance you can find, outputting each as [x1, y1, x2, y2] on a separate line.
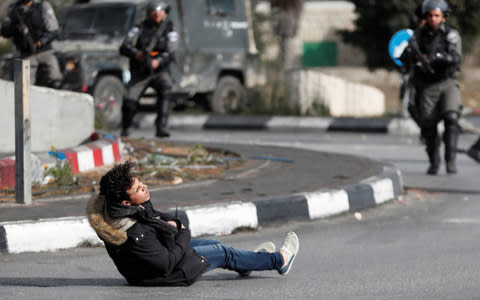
[151, 58, 160, 69]
[134, 50, 144, 61]
[167, 220, 185, 229]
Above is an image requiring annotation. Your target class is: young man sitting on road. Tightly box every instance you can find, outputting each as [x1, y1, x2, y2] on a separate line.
[88, 160, 299, 286]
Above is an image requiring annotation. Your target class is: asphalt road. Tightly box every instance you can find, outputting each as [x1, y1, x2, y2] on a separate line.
[1, 128, 480, 299]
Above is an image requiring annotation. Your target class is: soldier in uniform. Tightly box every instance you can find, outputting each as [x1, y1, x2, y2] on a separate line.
[1, 0, 62, 88]
[119, 1, 176, 138]
[400, 0, 462, 175]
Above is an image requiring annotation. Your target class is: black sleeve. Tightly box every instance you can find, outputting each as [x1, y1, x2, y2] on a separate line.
[119, 26, 140, 58]
[128, 225, 187, 276]
[38, 30, 58, 47]
[1, 6, 17, 38]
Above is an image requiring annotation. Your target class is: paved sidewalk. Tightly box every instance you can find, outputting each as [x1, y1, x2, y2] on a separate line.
[0, 141, 403, 254]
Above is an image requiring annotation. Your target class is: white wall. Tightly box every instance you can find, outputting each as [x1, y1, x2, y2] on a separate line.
[0, 79, 94, 153]
[291, 70, 385, 117]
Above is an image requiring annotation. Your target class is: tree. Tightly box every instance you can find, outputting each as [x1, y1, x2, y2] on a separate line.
[270, 0, 303, 71]
[340, 0, 480, 70]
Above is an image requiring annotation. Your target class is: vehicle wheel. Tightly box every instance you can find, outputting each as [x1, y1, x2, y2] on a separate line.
[211, 76, 247, 114]
[92, 75, 125, 129]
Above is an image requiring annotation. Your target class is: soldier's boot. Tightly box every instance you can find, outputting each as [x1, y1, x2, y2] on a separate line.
[155, 93, 171, 138]
[121, 98, 137, 137]
[423, 126, 440, 175]
[444, 112, 460, 174]
[467, 137, 480, 163]
[50, 80, 63, 89]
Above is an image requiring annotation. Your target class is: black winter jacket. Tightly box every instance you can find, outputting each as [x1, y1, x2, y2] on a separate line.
[87, 193, 209, 286]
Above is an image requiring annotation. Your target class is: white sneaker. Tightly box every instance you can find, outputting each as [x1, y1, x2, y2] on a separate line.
[278, 232, 299, 275]
[238, 241, 276, 277]
[253, 241, 276, 253]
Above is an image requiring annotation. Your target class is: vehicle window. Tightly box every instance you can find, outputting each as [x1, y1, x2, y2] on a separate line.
[63, 8, 96, 33]
[95, 6, 136, 35]
[207, 0, 235, 16]
[62, 5, 135, 37]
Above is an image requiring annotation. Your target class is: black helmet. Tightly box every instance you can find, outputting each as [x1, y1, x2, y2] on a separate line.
[146, 1, 170, 15]
[421, 0, 450, 17]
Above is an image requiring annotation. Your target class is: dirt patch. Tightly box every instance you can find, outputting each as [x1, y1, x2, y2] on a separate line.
[0, 138, 246, 203]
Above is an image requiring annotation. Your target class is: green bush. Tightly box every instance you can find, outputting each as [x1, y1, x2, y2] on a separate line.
[46, 159, 78, 186]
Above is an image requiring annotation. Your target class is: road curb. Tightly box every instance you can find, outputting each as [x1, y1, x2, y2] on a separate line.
[0, 164, 402, 254]
[160, 114, 477, 135]
[150, 114, 421, 134]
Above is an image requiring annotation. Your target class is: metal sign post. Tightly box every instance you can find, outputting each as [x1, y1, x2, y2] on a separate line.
[14, 59, 32, 205]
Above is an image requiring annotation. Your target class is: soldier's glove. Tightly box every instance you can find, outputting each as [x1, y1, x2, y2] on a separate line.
[430, 51, 453, 65]
[18, 24, 29, 36]
[157, 52, 174, 68]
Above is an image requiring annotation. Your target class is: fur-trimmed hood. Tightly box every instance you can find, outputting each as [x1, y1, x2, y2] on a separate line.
[87, 192, 137, 246]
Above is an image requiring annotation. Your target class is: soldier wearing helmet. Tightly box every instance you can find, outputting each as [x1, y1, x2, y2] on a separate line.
[1, 0, 63, 88]
[400, 0, 462, 175]
[120, 1, 175, 138]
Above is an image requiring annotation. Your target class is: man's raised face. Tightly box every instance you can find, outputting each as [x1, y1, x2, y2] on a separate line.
[123, 177, 150, 206]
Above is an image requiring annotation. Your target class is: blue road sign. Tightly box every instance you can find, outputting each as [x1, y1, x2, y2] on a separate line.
[388, 29, 413, 67]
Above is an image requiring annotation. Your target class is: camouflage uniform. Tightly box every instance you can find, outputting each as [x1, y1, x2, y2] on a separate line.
[119, 12, 175, 138]
[1, 0, 62, 87]
[401, 22, 462, 175]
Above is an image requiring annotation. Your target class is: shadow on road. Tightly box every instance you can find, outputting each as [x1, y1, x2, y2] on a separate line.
[0, 277, 125, 287]
[405, 186, 480, 195]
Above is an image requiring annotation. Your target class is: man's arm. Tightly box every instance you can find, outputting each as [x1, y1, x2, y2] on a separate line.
[119, 26, 141, 59]
[37, 1, 59, 48]
[129, 225, 191, 275]
[154, 20, 176, 69]
[1, 5, 18, 38]
[430, 28, 462, 67]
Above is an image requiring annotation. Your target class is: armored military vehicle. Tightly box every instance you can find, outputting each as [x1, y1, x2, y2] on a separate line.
[55, 0, 259, 128]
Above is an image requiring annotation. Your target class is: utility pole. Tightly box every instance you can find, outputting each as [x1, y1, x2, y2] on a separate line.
[14, 59, 32, 205]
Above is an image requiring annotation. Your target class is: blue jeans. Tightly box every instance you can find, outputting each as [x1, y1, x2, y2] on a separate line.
[191, 239, 284, 273]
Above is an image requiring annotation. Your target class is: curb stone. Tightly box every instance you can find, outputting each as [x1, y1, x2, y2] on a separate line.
[0, 164, 402, 254]
[138, 114, 476, 135]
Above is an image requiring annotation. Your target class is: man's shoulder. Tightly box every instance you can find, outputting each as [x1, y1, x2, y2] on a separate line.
[126, 221, 154, 238]
[37, 0, 55, 11]
[444, 24, 461, 43]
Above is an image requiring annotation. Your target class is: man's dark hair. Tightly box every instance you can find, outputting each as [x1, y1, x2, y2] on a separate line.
[99, 160, 136, 204]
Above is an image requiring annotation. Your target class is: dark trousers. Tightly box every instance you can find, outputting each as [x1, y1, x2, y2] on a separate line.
[417, 79, 461, 169]
[121, 71, 172, 131]
[28, 49, 62, 86]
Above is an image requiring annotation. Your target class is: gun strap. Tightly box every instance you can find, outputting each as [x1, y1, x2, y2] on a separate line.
[146, 20, 167, 54]
[428, 30, 444, 59]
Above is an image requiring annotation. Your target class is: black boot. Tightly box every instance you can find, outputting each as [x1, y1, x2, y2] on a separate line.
[426, 151, 440, 175]
[121, 98, 137, 137]
[156, 125, 170, 138]
[423, 126, 440, 175]
[50, 80, 63, 89]
[444, 112, 459, 174]
[467, 137, 480, 163]
[155, 89, 171, 138]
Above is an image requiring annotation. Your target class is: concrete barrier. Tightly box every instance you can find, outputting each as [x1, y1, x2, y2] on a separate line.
[293, 70, 385, 117]
[0, 79, 94, 153]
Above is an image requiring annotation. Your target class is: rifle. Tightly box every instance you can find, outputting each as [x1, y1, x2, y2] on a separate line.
[143, 50, 174, 75]
[11, 5, 36, 55]
[409, 36, 435, 74]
